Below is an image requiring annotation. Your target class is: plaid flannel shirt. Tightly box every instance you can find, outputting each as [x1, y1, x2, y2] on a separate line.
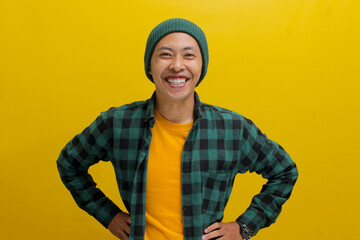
[57, 92, 298, 240]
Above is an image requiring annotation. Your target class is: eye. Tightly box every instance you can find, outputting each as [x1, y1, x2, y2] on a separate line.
[160, 52, 172, 58]
[184, 53, 195, 59]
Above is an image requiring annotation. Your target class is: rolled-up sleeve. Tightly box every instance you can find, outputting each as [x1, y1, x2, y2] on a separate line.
[236, 118, 298, 235]
[57, 112, 121, 228]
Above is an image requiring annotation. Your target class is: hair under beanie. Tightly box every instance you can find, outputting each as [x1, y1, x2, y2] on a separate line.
[144, 18, 209, 86]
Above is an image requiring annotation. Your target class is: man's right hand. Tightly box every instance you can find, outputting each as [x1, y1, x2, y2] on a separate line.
[108, 212, 131, 240]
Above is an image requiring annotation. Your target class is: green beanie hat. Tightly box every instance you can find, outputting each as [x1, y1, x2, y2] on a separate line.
[144, 18, 209, 86]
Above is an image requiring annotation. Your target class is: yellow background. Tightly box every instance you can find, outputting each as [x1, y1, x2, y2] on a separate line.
[1, 0, 359, 239]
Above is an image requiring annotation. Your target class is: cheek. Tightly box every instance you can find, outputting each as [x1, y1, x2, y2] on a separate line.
[150, 61, 167, 76]
[194, 62, 203, 76]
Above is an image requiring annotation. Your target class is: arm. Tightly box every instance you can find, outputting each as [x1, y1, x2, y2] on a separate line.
[235, 118, 299, 236]
[203, 117, 298, 240]
[56, 112, 122, 228]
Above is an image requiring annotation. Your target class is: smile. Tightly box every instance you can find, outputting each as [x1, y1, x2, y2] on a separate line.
[165, 75, 190, 87]
[166, 78, 187, 85]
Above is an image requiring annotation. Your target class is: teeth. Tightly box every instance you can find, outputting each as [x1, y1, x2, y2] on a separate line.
[167, 78, 186, 85]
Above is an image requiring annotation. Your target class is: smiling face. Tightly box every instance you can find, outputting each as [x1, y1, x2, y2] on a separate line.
[149, 32, 202, 105]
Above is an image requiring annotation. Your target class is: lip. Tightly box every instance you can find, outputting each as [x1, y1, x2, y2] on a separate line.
[164, 74, 190, 81]
[164, 74, 190, 88]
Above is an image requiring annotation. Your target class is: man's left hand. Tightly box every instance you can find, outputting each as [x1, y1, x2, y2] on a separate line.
[202, 222, 243, 240]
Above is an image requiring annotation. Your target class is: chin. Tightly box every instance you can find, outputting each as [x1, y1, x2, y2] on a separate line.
[167, 92, 193, 103]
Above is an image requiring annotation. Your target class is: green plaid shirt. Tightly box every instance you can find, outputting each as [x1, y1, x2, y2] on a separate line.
[57, 92, 298, 240]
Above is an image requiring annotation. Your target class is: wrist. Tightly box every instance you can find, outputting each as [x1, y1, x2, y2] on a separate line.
[235, 221, 255, 239]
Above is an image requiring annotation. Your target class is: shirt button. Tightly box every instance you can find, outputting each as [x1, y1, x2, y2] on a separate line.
[144, 146, 149, 150]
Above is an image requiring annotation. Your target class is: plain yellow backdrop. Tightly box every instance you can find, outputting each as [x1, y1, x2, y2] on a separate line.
[1, 0, 359, 239]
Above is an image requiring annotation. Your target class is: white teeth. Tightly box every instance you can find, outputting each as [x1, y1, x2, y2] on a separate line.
[167, 78, 186, 85]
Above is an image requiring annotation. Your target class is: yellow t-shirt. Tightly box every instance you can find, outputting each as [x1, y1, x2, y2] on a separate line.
[145, 109, 193, 240]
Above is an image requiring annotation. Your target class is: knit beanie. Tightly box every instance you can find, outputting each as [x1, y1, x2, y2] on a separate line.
[144, 18, 209, 86]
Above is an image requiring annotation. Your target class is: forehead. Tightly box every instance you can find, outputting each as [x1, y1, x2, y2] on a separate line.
[155, 32, 200, 50]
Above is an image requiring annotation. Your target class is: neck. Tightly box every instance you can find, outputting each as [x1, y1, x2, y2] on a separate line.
[155, 94, 195, 124]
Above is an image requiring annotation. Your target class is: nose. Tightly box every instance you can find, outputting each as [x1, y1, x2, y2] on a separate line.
[169, 55, 185, 72]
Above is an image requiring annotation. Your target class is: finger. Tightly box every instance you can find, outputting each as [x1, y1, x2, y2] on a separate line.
[119, 231, 129, 240]
[114, 231, 122, 239]
[126, 215, 131, 224]
[202, 229, 223, 240]
[122, 213, 131, 224]
[204, 222, 221, 233]
[124, 223, 131, 235]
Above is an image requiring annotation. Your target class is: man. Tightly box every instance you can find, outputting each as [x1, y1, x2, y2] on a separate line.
[57, 18, 298, 240]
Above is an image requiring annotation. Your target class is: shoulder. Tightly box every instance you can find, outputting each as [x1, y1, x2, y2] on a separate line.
[200, 102, 246, 120]
[108, 100, 149, 112]
[101, 99, 150, 118]
[199, 102, 258, 130]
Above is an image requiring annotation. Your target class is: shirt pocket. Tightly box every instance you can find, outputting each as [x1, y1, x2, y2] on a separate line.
[201, 171, 231, 215]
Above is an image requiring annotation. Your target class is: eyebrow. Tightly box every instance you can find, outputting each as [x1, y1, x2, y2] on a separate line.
[156, 46, 196, 52]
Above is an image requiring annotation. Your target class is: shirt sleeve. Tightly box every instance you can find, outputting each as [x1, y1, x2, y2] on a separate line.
[56, 112, 122, 228]
[236, 118, 298, 235]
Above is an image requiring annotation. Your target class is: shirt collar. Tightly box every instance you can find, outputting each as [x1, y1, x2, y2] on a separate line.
[193, 91, 202, 122]
[145, 91, 156, 125]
